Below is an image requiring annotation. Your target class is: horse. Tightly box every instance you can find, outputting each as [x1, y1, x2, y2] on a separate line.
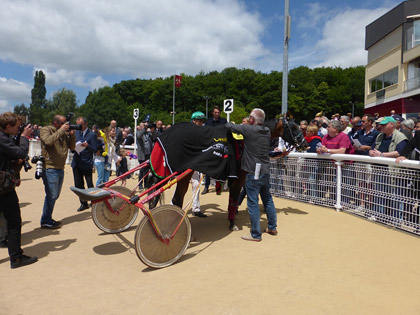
[146, 113, 308, 231]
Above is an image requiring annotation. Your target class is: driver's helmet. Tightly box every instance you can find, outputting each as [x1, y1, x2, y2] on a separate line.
[191, 111, 206, 122]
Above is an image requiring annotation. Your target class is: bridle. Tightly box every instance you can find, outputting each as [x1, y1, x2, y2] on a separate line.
[281, 118, 306, 152]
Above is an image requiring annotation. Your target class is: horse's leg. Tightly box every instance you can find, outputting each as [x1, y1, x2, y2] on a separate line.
[171, 173, 193, 209]
[145, 171, 161, 209]
[228, 170, 246, 231]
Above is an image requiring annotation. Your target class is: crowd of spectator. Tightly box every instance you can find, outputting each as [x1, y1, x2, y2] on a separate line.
[277, 110, 420, 224]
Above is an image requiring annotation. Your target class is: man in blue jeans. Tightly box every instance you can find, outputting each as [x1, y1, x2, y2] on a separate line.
[225, 108, 277, 241]
[40, 115, 76, 229]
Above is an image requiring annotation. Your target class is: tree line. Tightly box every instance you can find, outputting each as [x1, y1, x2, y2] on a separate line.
[15, 66, 365, 127]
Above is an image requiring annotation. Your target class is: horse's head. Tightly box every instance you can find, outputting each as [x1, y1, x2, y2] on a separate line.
[280, 118, 308, 152]
[266, 113, 308, 152]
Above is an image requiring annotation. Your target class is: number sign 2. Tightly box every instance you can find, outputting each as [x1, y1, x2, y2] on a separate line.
[223, 99, 234, 114]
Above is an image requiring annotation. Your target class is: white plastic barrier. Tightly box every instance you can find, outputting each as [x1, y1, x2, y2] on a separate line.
[28, 139, 42, 158]
[270, 153, 420, 234]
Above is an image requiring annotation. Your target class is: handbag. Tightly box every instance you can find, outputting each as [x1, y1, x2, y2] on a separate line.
[0, 170, 16, 195]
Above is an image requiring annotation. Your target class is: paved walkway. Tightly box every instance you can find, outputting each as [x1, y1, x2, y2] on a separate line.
[2, 166, 420, 314]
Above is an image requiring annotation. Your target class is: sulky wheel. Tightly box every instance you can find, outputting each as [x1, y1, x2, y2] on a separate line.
[92, 186, 138, 233]
[134, 204, 191, 268]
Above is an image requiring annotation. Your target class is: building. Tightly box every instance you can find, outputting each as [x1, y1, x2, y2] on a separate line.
[365, 0, 420, 119]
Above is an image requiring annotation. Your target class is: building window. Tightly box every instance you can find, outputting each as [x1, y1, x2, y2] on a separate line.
[406, 20, 420, 51]
[370, 67, 398, 93]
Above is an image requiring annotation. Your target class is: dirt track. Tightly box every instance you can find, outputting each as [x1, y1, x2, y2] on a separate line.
[2, 165, 420, 314]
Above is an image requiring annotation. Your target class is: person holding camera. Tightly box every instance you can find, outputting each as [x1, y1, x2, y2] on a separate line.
[0, 112, 38, 268]
[39, 115, 76, 229]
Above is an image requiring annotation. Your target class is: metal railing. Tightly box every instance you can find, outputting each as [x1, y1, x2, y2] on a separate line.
[28, 140, 139, 173]
[270, 153, 420, 235]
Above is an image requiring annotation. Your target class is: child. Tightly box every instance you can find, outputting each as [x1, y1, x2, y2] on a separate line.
[116, 148, 129, 186]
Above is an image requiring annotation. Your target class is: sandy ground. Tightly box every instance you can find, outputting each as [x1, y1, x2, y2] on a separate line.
[2, 165, 420, 315]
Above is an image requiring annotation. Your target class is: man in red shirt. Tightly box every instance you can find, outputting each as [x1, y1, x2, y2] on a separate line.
[316, 119, 354, 207]
[316, 120, 354, 154]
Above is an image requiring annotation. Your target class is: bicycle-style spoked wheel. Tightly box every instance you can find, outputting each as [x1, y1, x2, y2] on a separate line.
[92, 186, 139, 233]
[135, 205, 191, 268]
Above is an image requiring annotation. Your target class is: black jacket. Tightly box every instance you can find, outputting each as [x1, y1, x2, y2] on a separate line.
[71, 128, 98, 170]
[401, 130, 420, 160]
[205, 117, 227, 127]
[0, 130, 29, 172]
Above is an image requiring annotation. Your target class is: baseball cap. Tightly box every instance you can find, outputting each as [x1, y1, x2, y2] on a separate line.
[378, 116, 397, 125]
[391, 114, 404, 122]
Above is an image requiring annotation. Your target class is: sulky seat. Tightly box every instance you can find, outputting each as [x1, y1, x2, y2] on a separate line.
[70, 186, 112, 201]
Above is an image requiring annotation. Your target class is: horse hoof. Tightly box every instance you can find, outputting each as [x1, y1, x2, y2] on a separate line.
[230, 225, 239, 231]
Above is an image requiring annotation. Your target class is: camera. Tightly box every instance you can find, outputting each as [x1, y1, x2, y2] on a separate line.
[31, 156, 45, 179]
[12, 121, 32, 172]
[66, 112, 82, 131]
[23, 156, 32, 172]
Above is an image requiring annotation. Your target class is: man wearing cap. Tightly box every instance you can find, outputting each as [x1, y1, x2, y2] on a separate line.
[369, 116, 408, 222]
[189, 112, 208, 217]
[369, 116, 407, 158]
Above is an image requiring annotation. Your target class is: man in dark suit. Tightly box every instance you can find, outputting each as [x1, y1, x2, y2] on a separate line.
[71, 117, 98, 211]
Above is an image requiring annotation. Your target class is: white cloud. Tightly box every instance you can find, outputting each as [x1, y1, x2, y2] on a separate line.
[313, 8, 391, 68]
[0, 0, 267, 85]
[292, 3, 395, 69]
[0, 77, 32, 110]
[38, 68, 109, 91]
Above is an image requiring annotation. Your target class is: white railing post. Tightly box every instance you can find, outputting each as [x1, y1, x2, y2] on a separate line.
[334, 161, 342, 211]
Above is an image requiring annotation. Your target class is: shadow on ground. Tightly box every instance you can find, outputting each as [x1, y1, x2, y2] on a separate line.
[0, 238, 77, 265]
[86, 203, 309, 271]
[20, 211, 91, 246]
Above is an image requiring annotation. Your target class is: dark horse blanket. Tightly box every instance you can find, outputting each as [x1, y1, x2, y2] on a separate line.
[150, 123, 237, 180]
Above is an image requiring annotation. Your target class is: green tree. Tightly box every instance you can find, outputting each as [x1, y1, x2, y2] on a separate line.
[80, 86, 130, 128]
[13, 104, 30, 118]
[30, 70, 47, 125]
[45, 88, 79, 122]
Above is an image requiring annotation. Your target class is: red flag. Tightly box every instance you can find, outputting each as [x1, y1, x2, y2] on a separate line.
[175, 75, 182, 88]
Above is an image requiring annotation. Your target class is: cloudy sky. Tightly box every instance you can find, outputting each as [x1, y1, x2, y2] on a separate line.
[0, 0, 400, 111]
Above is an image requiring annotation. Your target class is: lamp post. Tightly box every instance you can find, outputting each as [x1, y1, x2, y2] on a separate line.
[350, 101, 357, 118]
[203, 96, 210, 118]
[282, 0, 290, 114]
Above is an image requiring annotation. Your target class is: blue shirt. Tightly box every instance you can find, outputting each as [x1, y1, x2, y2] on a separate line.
[376, 135, 407, 154]
[354, 128, 379, 155]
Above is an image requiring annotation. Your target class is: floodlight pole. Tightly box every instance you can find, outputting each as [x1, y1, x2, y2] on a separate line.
[282, 0, 290, 115]
[203, 96, 210, 118]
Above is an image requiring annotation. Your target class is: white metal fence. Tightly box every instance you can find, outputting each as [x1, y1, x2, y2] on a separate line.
[28, 140, 139, 173]
[270, 153, 420, 235]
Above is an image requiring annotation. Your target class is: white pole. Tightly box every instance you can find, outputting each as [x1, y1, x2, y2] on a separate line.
[282, 0, 290, 114]
[134, 117, 137, 150]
